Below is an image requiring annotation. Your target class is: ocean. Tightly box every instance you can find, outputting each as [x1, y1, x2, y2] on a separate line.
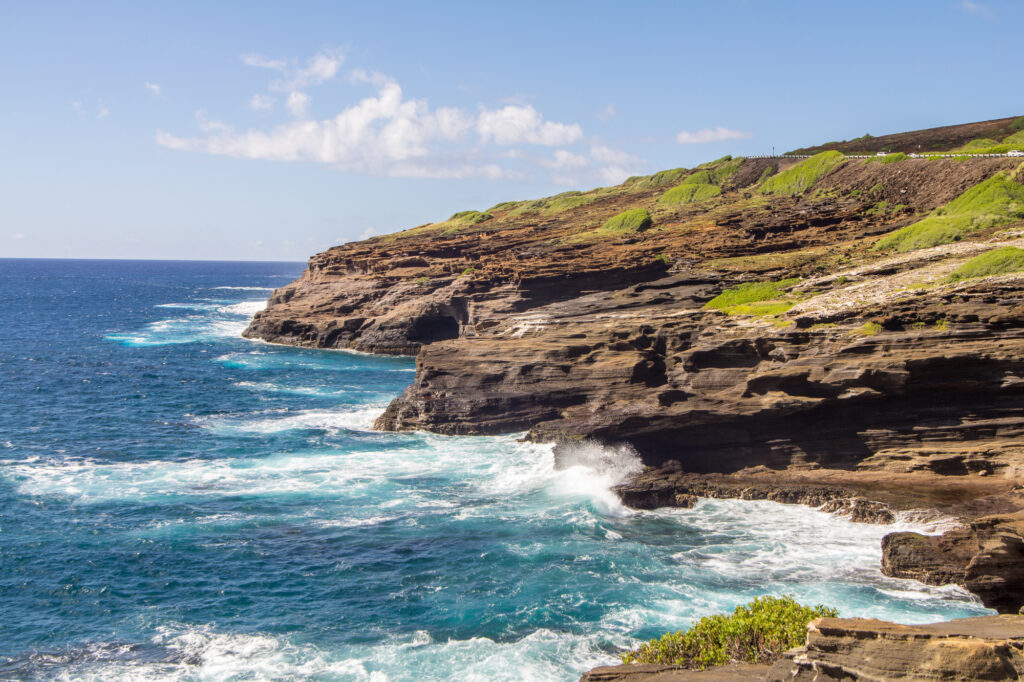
[0, 258, 990, 681]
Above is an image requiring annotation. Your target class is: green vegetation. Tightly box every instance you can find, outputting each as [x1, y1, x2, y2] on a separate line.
[657, 157, 743, 206]
[958, 138, 1000, 152]
[1012, 117, 1024, 133]
[599, 208, 652, 234]
[865, 200, 908, 216]
[460, 267, 477, 277]
[659, 182, 722, 205]
[449, 210, 492, 225]
[760, 151, 846, 196]
[704, 278, 800, 316]
[1002, 130, 1024, 146]
[853, 321, 882, 336]
[948, 246, 1024, 281]
[625, 167, 688, 189]
[874, 172, 1024, 252]
[487, 200, 523, 212]
[565, 208, 653, 243]
[656, 253, 672, 266]
[865, 152, 907, 165]
[620, 596, 837, 669]
[507, 190, 605, 216]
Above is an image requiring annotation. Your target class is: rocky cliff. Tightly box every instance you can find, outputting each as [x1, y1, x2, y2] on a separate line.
[246, 119, 1024, 611]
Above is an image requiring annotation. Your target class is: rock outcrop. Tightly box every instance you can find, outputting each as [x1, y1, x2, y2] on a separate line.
[882, 510, 1024, 614]
[245, 124, 1024, 610]
[768, 615, 1024, 680]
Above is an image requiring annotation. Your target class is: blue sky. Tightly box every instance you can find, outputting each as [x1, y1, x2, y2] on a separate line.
[2, 0, 1022, 261]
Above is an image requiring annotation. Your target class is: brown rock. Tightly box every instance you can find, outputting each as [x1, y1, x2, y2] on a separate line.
[767, 615, 1024, 680]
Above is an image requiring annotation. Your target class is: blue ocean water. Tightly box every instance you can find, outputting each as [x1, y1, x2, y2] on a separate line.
[0, 258, 990, 681]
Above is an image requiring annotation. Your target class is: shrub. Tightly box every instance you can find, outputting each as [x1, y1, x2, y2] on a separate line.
[874, 172, 1024, 252]
[853, 321, 882, 336]
[659, 182, 722, 205]
[620, 596, 837, 669]
[448, 210, 493, 225]
[760, 151, 846, 196]
[705, 278, 800, 314]
[565, 209, 653, 243]
[1011, 117, 1024, 133]
[602, 208, 653, 233]
[949, 246, 1024, 281]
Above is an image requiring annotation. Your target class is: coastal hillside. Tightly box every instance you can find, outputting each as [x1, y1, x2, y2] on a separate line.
[246, 118, 1024, 613]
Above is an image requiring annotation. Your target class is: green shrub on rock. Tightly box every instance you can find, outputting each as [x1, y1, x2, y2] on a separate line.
[760, 151, 846, 196]
[621, 595, 837, 669]
[659, 182, 722, 205]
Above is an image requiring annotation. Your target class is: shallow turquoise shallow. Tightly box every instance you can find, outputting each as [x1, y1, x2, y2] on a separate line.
[0, 259, 990, 681]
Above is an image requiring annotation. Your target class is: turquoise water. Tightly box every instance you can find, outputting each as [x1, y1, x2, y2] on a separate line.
[0, 259, 990, 681]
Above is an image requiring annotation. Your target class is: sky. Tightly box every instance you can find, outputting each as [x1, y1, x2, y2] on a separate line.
[2, 0, 1022, 261]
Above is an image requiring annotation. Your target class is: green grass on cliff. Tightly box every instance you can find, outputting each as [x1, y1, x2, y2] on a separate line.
[620, 596, 837, 669]
[760, 151, 846, 196]
[658, 182, 722, 205]
[948, 246, 1024, 281]
[1002, 130, 1024, 146]
[705, 278, 800, 315]
[566, 208, 652, 243]
[657, 157, 743, 206]
[874, 172, 1024, 252]
[503, 190, 605, 216]
[625, 167, 688, 189]
[958, 138, 1000, 152]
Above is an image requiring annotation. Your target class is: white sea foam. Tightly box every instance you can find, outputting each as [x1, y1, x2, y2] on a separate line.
[196, 406, 385, 434]
[44, 624, 622, 682]
[217, 300, 267, 316]
[106, 297, 266, 346]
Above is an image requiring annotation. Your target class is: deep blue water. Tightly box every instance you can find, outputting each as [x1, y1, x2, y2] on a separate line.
[0, 259, 990, 680]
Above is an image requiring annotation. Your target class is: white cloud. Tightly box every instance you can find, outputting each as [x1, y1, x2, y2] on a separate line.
[241, 53, 289, 70]
[97, 103, 110, 119]
[158, 67, 584, 180]
[596, 104, 616, 122]
[12, 232, 25, 240]
[590, 144, 642, 166]
[675, 126, 753, 144]
[244, 48, 345, 92]
[961, 0, 993, 17]
[543, 149, 589, 169]
[144, 82, 161, 96]
[249, 94, 275, 111]
[286, 91, 310, 117]
[477, 105, 583, 145]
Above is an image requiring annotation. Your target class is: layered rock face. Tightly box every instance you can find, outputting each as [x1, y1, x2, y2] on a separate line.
[246, 133, 1024, 610]
[768, 615, 1024, 680]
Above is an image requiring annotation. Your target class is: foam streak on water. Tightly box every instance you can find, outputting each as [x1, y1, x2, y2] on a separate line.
[0, 260, 991, 682]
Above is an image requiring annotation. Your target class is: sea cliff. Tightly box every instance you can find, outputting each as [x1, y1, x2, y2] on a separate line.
[246, 117, 1024, 675]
